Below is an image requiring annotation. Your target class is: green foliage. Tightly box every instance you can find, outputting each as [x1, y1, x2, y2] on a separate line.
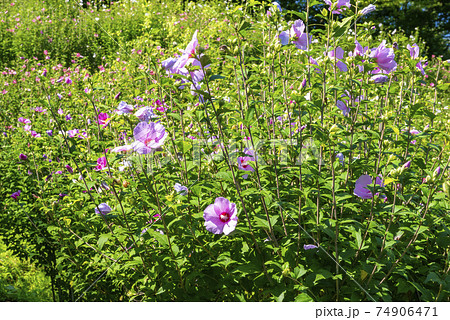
[0, 0, 449, 302]
[0, 238, 52, 301]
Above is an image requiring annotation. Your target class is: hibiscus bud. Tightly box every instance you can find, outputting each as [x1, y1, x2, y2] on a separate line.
[433, 166, 441, 178]
[389, 167, 401, 178]
[402, 160, 411, 169]
[65, 164, 73, 173]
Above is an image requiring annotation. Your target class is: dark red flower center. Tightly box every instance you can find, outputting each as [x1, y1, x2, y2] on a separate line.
[144, 137, 154, 146]
[219, 212, 230, 223]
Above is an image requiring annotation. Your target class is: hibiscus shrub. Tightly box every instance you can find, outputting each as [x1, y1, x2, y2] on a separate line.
[0, 0, 449, 301]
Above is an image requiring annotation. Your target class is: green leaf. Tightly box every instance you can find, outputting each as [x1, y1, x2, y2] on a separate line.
[295, 292, 314, 302]
[209, 74, 226, 81]
[332, 16, 353, 38]
[200, 55, 211, 67]
[97, 234, 110, 251]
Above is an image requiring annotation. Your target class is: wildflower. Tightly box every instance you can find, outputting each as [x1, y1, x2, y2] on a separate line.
[360, 4, 376, 16]
[237, 156, 255, 172]
[369, 40, 397, 74]
[116, 101, 133, 114]
[134, 106, 156, 122]
[354, 174, 384, 199]
[11, 190, 21, 200]
[67, 129, 79, 138]
[304, 244, 318, 250]
[18, 117, 31, 124]
[337, 100, 349, 116]
[203, 197, 238, 235]
[46, 129, 53, 137]
[352, 40, 368, 57]
[174, 183, 188, 195]
[324, 0, 350, 14]
[370, 74, 389, 83]
[407, 43, 420, 59]
[95, 203, 112, 215]
[271, 1, 282, 12]
[416, 61, 425, 75]
[131, 121, 168, 154]
[19, 153, 27, 160]
[328, 47, 347, 72]
[98, 112, 110, 127]
[278, 31, 289, 45]
[290, 19, 312, 50]
[95, 156, 108, 171]
[172, 30, 199, 72]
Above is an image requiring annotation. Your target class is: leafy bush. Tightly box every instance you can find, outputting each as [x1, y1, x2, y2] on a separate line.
[0, 238, 52, 301]
[0, 0, 449, 301]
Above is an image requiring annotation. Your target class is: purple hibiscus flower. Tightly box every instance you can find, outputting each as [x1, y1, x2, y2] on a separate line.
[67, 129, 79, 138]
[360, 4, 376, 16]
[324, 0, 350, 14]
[237, 156, 255, 172]
[369, 40, 397, 74]
[407, 44, 426, 75]
[95, 203, 112, 215]
[95, 156, 108, 171]
[131, 121, 168, 154]
[290, 19, 312, 50]
[11, 190, 21, 200]
[203, 197, 238, 235]
[337, 100, 350, 116]
[370, 74, 389, 83]
[18, 117, 31, 124]
[354, 174, 384, 199]
[174, 183, 188, 195]
[407, 43, 420, 59]
[98, 112, 110, 128]
[279, 31, 289, 45]
[134, 106, 156, 122]
[328, 46, 348, 72]
[116, 101, 134, 114]
[278, 19, 312, 50]
[172, 30, 199, 72]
